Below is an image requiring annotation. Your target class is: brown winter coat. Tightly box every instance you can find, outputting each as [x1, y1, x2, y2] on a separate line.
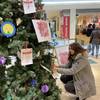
[57, 54, 96, 100]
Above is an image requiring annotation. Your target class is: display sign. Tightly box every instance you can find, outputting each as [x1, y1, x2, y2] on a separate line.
[60, 16, 70, 39]
[23, 0, 36, 14]
[32, 20, 51, 42]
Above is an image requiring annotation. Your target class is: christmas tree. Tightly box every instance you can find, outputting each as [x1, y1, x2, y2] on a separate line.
[0, 0, 60, 99]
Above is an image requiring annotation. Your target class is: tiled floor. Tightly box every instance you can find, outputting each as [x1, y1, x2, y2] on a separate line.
[56, 56, 100, 100]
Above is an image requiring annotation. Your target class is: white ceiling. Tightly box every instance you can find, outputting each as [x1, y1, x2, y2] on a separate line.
[42, 0, 100, 2]
[42, 0, 100, 11]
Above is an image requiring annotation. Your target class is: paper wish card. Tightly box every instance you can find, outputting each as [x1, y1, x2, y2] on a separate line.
[21, 48, 33, 66]
[32, 20, 51, 42]
[55, 46, 69, 66]
[23, 0, 36, 14]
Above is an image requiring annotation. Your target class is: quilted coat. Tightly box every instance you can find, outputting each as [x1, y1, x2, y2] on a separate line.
[57, 54, 96, 100]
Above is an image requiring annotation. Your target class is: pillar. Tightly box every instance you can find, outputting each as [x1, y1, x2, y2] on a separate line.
[70, 9, 76, 39]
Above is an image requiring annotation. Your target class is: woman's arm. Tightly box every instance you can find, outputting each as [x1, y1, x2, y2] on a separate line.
[57, 58, 88, 75]
[59, 60, 72, 68]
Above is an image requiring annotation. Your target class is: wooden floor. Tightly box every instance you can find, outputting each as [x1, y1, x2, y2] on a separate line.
[56, 56, 100, 100]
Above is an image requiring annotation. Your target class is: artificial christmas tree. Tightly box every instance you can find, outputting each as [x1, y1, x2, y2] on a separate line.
[0, 0, 60, 99]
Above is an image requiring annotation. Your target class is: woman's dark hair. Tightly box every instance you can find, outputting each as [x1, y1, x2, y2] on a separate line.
[68, 42, 86, 60]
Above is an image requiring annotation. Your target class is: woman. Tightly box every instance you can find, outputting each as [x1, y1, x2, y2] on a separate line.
[56, 42, 96, 100]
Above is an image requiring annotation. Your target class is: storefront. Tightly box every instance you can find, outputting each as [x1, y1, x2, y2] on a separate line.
[76, 9, 100, 44]
[46, 8, 100, 45]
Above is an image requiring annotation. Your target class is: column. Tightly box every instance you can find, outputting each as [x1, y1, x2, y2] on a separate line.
[70, 9, 76, 39]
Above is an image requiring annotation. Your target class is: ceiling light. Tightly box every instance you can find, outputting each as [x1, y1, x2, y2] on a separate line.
[41, 1, 100, 5]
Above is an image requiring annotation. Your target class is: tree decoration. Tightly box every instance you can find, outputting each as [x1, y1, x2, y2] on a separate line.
[9, 56, 17, 65]
[0, 56, 6, 65]
[31, 79, 37, 87]
[0, 17, 3, 21]
[0, 21, 16, 38]
[22, 0, 36, 14]
[41, 84, 49, 93]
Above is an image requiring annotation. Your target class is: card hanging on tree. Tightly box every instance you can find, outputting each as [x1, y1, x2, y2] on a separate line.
[21, 48, 33, 66]
[32, 20, 51, 42]
[22, 0, 36, 14]
[55, 46, 69, 66]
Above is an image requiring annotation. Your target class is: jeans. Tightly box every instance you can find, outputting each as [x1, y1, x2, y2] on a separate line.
[60, 75, 75, 94]
[91, 43, 99, 56]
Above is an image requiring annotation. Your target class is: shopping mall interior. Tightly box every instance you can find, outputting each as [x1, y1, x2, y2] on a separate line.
[42, 0, 100, 100]
[0, 0, 100, 100]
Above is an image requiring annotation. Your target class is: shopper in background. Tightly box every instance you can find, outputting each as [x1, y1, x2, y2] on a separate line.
[86, 24, 93, 37]
[89, 25, 100, 58]
[56, 42, 96, 100]
[92, 23, 96, 30]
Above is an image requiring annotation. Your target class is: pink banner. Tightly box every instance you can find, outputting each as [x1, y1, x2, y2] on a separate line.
[55, 46, 69, 66]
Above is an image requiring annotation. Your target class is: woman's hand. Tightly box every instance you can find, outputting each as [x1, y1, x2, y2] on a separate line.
[53, 67, 60, 73]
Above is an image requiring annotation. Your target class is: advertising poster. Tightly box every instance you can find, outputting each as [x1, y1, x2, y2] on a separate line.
[60, 16, 70, 39]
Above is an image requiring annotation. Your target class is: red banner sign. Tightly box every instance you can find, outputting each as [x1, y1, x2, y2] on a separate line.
[60, 16, 70, 39]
